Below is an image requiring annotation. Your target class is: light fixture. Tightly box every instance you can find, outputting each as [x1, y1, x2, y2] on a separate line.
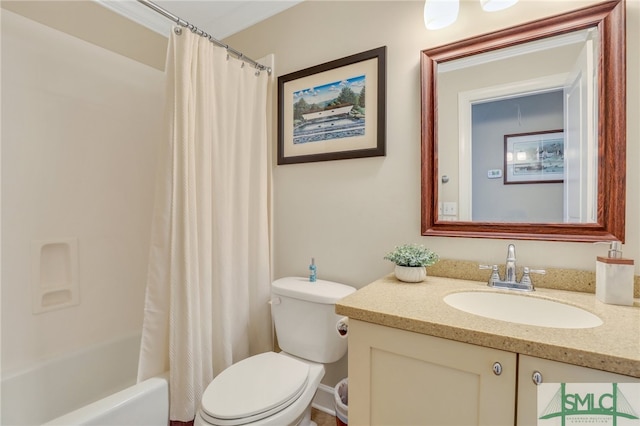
[424, 0, 518, 30]
[480, 0, 519, 12]
[424, 0, 460, 30]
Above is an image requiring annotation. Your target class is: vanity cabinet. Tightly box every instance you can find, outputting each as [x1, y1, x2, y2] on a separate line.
[348, 319, 639, 426]
[348, 319, 517, 425]
[517, 355, 640, 425]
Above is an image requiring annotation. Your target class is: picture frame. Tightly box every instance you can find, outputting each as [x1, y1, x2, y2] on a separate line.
[504, 130, 564, 184]
[277, 46, 386, 165]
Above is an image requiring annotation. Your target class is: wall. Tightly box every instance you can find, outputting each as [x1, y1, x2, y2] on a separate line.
[1, 7, 164, 375]
[225, 0, 639, 384]
[225, 0, 639, 283]
[0, 1, 167, 71]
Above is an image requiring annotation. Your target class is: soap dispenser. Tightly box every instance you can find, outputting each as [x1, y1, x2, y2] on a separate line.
[596, 241, 634, 306]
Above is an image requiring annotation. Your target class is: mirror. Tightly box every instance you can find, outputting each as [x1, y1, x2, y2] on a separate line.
[421, 0, 626, 242]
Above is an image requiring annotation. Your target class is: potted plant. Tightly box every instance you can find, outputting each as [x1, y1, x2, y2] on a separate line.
[384, 244, 439, 283]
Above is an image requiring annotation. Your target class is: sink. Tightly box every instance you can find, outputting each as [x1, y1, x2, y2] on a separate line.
[443, 291, 603, 329]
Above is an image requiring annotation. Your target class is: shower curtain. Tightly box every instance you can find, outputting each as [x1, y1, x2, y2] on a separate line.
[137, 27, 272, 422]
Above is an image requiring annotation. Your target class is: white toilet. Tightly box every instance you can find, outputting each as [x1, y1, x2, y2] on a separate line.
[195, 277, 356, 426]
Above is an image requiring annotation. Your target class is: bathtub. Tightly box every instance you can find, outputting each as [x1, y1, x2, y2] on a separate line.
[42, 373, 168, 426]
[1, 332, 168, 426]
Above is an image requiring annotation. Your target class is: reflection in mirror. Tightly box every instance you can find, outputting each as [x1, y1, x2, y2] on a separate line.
[438, 29, 598, 223]
[421, 0, 625, 242]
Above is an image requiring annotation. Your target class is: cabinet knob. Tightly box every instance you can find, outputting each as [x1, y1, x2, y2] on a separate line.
[492, 362, 502, 375]
[532, 371, 543, 385]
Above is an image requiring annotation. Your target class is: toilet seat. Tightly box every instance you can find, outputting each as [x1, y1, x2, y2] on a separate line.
[200, 352, 310, 426]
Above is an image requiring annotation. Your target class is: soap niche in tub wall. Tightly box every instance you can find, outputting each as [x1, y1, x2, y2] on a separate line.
[31, 238, 79, 313]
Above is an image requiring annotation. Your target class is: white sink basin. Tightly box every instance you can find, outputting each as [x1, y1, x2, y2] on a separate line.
[443, 291, 603, 329]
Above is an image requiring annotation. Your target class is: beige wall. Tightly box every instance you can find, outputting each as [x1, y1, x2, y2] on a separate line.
[225, 0, 639, 383]
[225, 0, 639, 284]
[1, 0, 167, 71]
[1, 7, 164, 372]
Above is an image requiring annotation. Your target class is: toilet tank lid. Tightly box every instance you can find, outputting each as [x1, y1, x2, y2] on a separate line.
[272, 277, 356, 304]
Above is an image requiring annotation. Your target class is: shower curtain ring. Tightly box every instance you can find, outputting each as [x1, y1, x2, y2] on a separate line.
[173, 27, 182, 35]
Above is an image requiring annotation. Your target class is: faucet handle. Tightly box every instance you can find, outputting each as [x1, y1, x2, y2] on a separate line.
[480, 264, 500, 287]
[527, 268, 546, 276]
[520, 267, 532, 286]
[520, 267, 545, 290]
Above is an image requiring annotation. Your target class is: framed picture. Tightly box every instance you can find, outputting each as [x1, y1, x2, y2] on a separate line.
[277, 46, 386, 165]
[504, 130, 564, 184]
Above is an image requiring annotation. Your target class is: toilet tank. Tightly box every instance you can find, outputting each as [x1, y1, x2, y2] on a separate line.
[271, 277, 356, 364]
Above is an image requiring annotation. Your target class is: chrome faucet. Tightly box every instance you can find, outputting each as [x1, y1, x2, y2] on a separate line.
[479, 244, 545, 291]
[504, 244, 517, 283]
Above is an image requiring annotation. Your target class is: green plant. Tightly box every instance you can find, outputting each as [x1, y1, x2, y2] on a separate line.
[384, 244, 439, 267]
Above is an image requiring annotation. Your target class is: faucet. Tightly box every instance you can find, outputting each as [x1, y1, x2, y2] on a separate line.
[504, 244, 517, 283]
[479, 244, 545, 291]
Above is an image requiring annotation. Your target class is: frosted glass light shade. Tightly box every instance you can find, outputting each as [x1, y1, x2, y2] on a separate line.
[480, 0, 518, 12]
[424, 0, 460, 30]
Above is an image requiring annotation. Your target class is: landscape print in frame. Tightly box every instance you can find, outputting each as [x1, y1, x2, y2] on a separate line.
[277, 46, 386, 164]
[504, 130, 564, 184]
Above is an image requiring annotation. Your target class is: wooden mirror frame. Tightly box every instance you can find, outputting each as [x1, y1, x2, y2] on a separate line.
[420, 0, 626, 242]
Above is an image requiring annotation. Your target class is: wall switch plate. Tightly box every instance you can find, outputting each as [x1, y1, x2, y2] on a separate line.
[443, 202, 457, 215]
[487, 169, 503, 179]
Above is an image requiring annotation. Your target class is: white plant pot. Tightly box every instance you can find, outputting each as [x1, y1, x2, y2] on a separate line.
[394, 265, 427, 283]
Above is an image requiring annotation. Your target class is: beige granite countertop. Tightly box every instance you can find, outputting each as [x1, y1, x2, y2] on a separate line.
[336, 274, 640, 378]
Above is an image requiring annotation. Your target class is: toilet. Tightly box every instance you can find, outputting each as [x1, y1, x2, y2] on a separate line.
[195, 277, 356, 426]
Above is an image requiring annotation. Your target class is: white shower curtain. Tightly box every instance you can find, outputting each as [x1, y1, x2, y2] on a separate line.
[137, 27, 272, 422]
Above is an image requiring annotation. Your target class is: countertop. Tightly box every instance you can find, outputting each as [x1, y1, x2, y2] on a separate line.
[335, 274, 640, 378]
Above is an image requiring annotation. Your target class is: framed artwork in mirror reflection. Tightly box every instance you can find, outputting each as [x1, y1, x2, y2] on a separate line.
[504, 130, 564, 184]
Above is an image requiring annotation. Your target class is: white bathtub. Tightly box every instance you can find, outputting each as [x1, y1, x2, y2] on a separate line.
[42, 373, 168, 426]
[1, 332, 168, 426]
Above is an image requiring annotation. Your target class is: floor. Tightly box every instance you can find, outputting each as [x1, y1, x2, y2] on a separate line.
[311, 407, 336, 426]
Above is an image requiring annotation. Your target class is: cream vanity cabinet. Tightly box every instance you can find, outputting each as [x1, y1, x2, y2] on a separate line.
[348, 319, 517, 425]
[517, 355, 640, 425]
[348, 319, 640, 426]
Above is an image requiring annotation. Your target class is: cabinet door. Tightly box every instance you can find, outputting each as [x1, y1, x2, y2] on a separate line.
[517, 355, 640, 425]
[348, 319, 517, 426]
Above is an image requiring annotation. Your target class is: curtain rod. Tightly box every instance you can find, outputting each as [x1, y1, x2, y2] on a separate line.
[137, 0, 271, 74]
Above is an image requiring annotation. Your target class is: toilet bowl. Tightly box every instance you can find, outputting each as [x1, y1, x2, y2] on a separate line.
[195, 277, 356, 426]
[195, 352, 324, 426]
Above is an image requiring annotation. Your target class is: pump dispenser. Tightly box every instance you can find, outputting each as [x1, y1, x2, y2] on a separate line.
[596, 241, 634, 306]
[606, 241, 623, 258]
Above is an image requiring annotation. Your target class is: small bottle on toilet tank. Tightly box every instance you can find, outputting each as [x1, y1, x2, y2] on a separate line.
[309, 258, 317, 282]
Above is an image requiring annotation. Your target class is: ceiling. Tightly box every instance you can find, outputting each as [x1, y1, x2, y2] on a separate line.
[98, 0, 304, 40]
